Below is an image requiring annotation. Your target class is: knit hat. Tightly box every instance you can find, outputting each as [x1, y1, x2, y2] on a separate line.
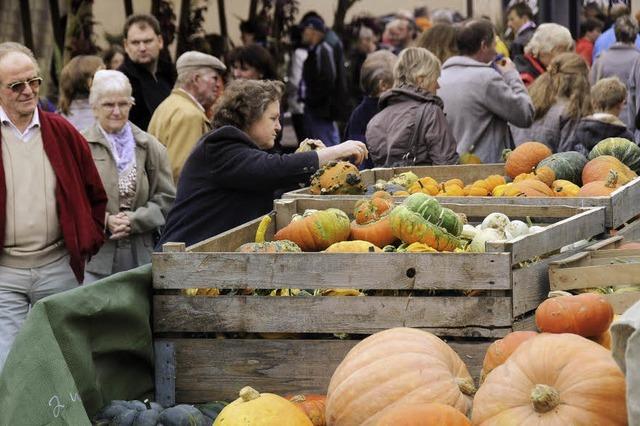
[176, 51, 227, 75]
[300, 16, 326, 33]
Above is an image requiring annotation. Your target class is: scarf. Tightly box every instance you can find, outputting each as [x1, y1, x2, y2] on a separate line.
[102, 122, 136, 173]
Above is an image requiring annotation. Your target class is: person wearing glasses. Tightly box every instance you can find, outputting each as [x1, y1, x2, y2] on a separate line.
[148, 51, 226, 183]
[81, 70, 175, 283]
[0, 42, 108, 371]
[118, 14, 175, 131]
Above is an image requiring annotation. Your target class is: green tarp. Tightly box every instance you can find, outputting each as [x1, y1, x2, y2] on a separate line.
[0, 265, 154, 425]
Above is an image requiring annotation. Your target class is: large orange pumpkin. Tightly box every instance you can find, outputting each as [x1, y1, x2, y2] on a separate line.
[472, 333, 627, 426]
[371, 402, 471, 426]
[535, 293, 614, 337]
[326, 328, 475, 426]
[578, 170, 621, 196]
[287, 395, 327, 426]
[480, 331, 538, 383]
[504, 142, 552, 179]
[581, 155, 636, 185]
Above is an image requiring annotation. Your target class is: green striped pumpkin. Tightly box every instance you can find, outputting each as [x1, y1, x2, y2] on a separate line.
[588, 138, 640, 173]
[402, 193, 463, 237]
[536, 151, 588, 185]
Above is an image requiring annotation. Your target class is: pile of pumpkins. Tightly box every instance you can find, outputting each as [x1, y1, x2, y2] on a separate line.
[99, 293, 626, 425]
[238, 193, 543, 255]
[353, 137, 640, 198]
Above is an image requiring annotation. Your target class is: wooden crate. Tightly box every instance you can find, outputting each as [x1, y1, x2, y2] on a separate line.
[549, 236, 640, 315]
[283, 164, 640, 229]
[152, 199, 606, 404]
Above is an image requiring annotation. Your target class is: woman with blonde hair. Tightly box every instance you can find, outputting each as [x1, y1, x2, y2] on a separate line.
[366, 47, 458, 167]
[511, 52, 591, 152]
[415, 23, 458, 63]
[58, 55, 105, 131]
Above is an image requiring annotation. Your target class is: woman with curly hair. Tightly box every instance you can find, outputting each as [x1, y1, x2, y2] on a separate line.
[156, 79, 368, 247]
[511, 52, 591, 152]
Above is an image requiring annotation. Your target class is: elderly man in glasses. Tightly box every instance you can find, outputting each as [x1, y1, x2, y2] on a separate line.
[0, 42, 107, 371]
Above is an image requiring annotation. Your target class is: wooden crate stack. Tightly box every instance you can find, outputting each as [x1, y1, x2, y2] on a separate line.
[152, 198, 606, 405]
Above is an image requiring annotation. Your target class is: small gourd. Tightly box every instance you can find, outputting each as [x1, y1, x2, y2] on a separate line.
[214, 386, 313, 426]
[551, 179, 580, 197]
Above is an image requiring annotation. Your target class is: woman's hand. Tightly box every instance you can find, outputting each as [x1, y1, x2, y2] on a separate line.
[107, 212, 132, 240]
[317, 140, 369, 166]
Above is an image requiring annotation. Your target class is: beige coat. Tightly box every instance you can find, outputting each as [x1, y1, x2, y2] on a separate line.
[82, 122, 176, 275]
[147, 89, 211, 182]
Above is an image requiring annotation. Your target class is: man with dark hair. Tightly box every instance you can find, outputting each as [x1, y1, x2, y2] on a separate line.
[438, 20, 533, 163]
[118, 14, 175, 130]
[507, 2, 536, 57]
[239, 19, 268, 46]
[576, 18, 604, 65]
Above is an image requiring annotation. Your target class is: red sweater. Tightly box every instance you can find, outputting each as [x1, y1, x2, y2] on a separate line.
[0, 109, 107, 282]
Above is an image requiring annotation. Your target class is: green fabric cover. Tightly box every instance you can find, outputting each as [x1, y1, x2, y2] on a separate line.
[0, 264, 154, 425]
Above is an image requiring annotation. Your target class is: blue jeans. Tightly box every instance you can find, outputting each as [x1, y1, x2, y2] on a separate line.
[304, 112, 340, 147]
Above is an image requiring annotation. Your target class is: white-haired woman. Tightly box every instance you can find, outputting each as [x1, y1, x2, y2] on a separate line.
[514, 23, 574, 86]
[82, 70, 176, 282]
[365, 47, 458, 167]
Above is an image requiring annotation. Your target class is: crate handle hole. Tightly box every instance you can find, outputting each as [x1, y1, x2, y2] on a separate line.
[406, 268, 416, 278]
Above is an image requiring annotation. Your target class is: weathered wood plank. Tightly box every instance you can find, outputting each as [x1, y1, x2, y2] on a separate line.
[512, 313, 537, 331]
[154, 341, 176, 407]
[187, 213, 276, 253]
[152, 252, 511, 290]
[604, 292, 640, 315]
[549, 263, 640, 291]
[487, 207, 606, 263]
[610, 177, 640, 229]
[164, 338, 493, 403]
[616, 216, 640, 241]
[153, 295, 513, 334]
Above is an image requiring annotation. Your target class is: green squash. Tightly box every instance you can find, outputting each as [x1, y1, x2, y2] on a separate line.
[537, 151, 588, 185]
[196, 401, 229, 423]
[94, 400, 164, 426]
[236, 240, 301, 253]
[389, 205, 462, 251]
[588, 137, 640, 173]
[157, 404, 205, 426]
[402, 193, 463, 236]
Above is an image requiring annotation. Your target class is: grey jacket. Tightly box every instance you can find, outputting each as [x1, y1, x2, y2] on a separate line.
[590, 43, 640, 128]
[625, 56, 640, 142]
[365, 85, 458, 167]
[82, 122, 176, 275]
[438, 56, 534, 163]
[510, 101, 579, 153]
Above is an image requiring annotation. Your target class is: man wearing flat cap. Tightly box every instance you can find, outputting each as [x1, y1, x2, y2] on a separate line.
[148, 51, 226, 182]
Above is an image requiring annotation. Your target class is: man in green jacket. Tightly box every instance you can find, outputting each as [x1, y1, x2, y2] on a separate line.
[148, 51, 226, 183]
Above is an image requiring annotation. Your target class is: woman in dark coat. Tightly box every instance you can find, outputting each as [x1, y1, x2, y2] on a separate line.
[157, 79, 367, 248]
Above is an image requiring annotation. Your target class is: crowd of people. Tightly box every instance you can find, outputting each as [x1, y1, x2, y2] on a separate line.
[1, 2, 640, 371]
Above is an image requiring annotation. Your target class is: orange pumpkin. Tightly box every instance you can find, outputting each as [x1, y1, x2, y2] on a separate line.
[274, 209, 351, 251]
[532, 166, 556, 186]
[443, 178, 465, 188]
[371, 403, 471, 426]
[535, 293, 614, 337]
[504, 142, 552, 179]
[326, 328, 475, 426]
[505, 179, 554, 197]
[353, 197, 393, 224]
[483, 174, 506, 192]
[480, 331, 538, 383]
[551, 179, 580, 197]
[372, 190, 393, 200]
[350, 217, 396, 248]
[589, 330, 612, 350]
[287, 394, 327, 426]
[581, 155, 636, 185]
[578, 170, 620, 197]
[472, 333, 627, 425]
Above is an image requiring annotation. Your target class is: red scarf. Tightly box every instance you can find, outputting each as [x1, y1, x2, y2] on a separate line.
[0, 109, 107, 282]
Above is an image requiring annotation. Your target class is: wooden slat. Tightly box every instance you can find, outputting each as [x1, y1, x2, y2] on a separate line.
[616, 216, 640, 241]
[512, 313, 537, 331]
[152, 252, 511, 290]
[486, 207, 606, 263]
[604, 292, 640, 315]
[610, 177, 640, 229]
[187, 213, 275, 253]
[163, 338, 493, 403]
[153, 295, 513, 334]
[549, 262, 640, 291]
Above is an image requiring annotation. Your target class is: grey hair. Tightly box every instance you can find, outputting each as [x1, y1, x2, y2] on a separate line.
[89, 69, 133, 106]
[393, 47, 441, 88]
[0, 42, 40, 79]
[360, 50, 397, 96]
[176, 67, 211, 87]
[524, 23, 574, 56]
[614, 15, 638, 44]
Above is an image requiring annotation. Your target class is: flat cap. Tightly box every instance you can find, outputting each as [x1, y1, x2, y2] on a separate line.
[176, 51, 227, 74]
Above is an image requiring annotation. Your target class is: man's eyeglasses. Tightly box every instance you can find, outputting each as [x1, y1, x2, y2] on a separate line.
[6, 77, 43, 94]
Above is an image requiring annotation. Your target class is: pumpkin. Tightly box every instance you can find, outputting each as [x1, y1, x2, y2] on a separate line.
[158, 405, 207, 425]
[504, 179, 554, 197]
[408, 177, 440, 195]
[95, 400, 208, 426]
[504, 141, 552, 179]
[578, 170, 621, 197]
[287, 395, 327, 426]
[443, 178, 465, 188]
[353, 197, 393, 225]
[459, 152, 482, 164]
[589, 330, 612, 349]
[389, 206, 462, 251]
[350, 217, 396, 247]
[324, 240, 382, 252]
[535, 293, 614, 337]
[483, 175, 506, 192]
[491, 183, 511, 197]
[389, 171, 419, 189]
[214, 386, 313, 426]
[274, 208, 351, 251]
[326, 328, 476, 426]
[588, 136, 640, 173]
[371, 403, 471, 426]
[309, 161, 365, 195]
[372, 190, 393, 200]
[480, 331, 538, 383]
[439, 183, 465, 196]
[402, 193, 463, 237]
[536, 151, 588, 185]
[581, 155, 636, 185]
[472, 333, 627, 426]
[463, 185, 489, 196]
[551, 179, 580, 197]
